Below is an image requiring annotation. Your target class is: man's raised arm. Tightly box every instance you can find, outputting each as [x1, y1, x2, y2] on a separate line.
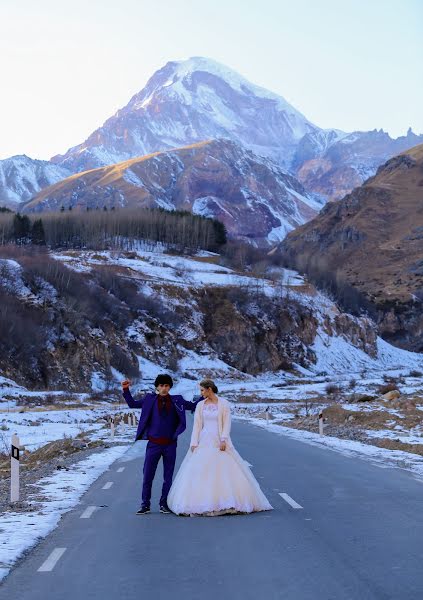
[121, 380, 145, 409]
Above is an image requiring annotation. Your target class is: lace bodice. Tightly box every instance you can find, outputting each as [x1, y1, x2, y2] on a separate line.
[199, 403, 220, 446]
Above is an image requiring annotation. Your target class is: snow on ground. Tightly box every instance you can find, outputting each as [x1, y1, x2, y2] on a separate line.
[0, 408, 109, 452]
[233, 413, 423, 482]
[0, 444, 131, 581]
[309, 330, 423, 375]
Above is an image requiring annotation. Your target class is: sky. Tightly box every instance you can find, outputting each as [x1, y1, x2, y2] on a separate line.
[1, 0, 422, 160]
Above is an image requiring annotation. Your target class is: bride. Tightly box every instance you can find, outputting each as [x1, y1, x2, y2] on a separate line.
[167, 379, 273, 516]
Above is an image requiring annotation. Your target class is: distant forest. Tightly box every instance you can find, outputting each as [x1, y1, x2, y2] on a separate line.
[0, 208, 227, 252]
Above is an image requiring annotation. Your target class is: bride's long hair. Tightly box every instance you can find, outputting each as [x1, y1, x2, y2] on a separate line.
[200, 379, 218, 394]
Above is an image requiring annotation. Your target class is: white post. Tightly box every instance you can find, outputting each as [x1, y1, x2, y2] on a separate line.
[11, 433, 20, 503]
[319, 412, 324, 436]
[265, 406, 270, 426]
[110, 419, 115, 439]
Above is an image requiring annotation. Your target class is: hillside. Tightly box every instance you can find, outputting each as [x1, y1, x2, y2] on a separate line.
[280, 144, 423, 350]
[1, 242, 423, 394]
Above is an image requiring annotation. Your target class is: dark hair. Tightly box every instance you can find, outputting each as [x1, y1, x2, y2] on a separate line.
[154, 374, 173, 388]
[200, 379, 218, 393]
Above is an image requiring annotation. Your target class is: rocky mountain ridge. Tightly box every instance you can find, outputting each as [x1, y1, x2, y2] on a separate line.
[23, 139, 324, 245]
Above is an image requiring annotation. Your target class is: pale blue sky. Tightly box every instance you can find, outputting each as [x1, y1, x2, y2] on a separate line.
[1, 0, 422, 160]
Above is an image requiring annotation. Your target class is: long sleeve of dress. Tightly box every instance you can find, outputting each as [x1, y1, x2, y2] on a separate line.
[221, 403, 231, 441]
[190, 404, 202, 446]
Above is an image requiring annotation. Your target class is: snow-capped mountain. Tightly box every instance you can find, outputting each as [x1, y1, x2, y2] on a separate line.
[0, 155, 71, 208]
[51, 57, 319, 172]
[25, 139, 324, 245]
[4, 58, 422, 208]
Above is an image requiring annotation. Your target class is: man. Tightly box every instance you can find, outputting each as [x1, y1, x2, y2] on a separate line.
[122, 374, 199, 515]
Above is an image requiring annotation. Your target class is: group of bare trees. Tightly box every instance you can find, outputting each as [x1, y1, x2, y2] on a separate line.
[0, 208, 227, 252]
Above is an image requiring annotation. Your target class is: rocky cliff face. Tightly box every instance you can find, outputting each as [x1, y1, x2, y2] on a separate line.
[280, 144, 423, 351]
[23, 139, 324, 245]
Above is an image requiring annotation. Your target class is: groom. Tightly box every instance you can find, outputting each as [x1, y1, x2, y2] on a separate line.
[121, 374, 199, 515]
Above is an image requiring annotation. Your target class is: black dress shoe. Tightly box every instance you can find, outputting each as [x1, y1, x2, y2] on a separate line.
[160, 504, 172, 514]
[136, 506, 150, 515]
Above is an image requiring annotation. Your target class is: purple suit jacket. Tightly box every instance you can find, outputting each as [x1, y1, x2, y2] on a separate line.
[122, 389, 200, 441]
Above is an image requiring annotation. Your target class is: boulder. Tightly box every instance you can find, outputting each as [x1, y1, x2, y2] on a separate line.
[382, 390, 400, 401]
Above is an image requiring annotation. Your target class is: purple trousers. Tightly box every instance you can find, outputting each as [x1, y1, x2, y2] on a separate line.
[142, 441, 177, 507]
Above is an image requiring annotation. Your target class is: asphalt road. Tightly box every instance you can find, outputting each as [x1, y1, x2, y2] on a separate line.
[2, 416, 423, 600]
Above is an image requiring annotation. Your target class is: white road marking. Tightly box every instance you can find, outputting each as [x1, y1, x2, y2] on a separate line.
[244, 461, 253, 467]
[279, 493, 303, 509]
[117, 467, 125, 472]
[102, 481, 114, 489]
[80, 505, 97, 519]
[37, 548, 66, 572]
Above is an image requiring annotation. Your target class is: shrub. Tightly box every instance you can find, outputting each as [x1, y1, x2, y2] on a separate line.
[377, 383, 399, 395]
[325, 384, 342, 395]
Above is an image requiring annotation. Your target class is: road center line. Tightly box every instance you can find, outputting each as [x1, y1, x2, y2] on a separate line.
[37, 548, 67, 572]
[80, 505, 97, 519]
[102, 481, 114, 489]
[279, 493, 303, 509]
[117, 467, 125, 472]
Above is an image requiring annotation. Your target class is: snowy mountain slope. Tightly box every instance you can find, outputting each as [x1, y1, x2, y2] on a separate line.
[0, 155, 71, 208]
[51, 57, 319, 172]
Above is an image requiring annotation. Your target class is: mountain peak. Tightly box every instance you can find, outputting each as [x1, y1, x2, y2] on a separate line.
[128, 56, 304, 118]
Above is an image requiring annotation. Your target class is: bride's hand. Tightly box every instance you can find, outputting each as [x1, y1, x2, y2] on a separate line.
[219, 441, 226, 451]
[190, 445, 198, 452]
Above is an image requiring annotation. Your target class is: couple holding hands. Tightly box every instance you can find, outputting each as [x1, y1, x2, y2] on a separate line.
[122, 374, 272, 516]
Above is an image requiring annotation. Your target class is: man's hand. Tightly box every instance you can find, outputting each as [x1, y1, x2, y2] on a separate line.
[219, 440, 227, 451]
[121, 380, 131, 391]
[190, 445, 198, 452]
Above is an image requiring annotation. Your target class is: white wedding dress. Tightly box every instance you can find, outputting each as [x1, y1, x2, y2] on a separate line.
[168, 402, 273, 516]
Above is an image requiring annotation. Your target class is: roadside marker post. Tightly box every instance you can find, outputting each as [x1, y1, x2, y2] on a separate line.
[319, 412, 324, 436]
[11, 433, 20, 503]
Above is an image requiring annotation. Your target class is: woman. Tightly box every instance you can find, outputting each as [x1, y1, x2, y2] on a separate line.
[167, 379, 273, 516]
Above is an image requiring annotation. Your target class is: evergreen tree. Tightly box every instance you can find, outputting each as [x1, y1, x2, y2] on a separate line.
[31, 218, 46, 245]
[212, 219, 227, 246]
[12, 213, 31, 245]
